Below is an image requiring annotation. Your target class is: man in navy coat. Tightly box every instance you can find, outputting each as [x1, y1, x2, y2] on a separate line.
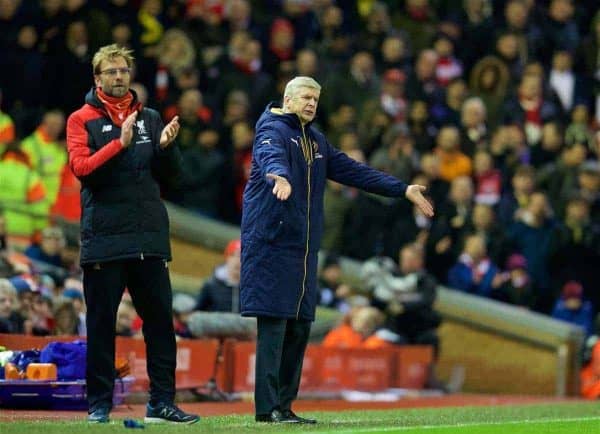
[240, 76, 433, 423]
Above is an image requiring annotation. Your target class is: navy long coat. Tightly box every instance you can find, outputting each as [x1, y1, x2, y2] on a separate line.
[240, 103, 408, 321]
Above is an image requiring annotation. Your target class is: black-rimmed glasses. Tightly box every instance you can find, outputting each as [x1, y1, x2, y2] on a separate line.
[98, 67, 131, 76]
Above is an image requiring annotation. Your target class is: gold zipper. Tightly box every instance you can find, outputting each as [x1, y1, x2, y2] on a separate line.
[297, 121, 311, 319]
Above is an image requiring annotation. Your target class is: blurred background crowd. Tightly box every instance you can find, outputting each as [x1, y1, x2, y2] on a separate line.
[0, 0, 599, 365]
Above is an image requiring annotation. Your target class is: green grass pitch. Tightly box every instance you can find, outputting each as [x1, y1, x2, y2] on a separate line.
[1, 402, 599, 433]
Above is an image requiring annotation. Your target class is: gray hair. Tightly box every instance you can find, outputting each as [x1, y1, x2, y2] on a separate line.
[283, 76, 321, 99]
[462, 96, 487, 118]
[0, 278, 16, 300]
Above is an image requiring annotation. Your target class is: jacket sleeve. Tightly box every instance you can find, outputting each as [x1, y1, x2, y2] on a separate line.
[67, 111, 123, 178]
[326, 140, 407, 197]
[253, 126, 291, 181]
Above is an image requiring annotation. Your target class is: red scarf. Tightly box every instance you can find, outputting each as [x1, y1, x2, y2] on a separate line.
[96, 88, 139, 127]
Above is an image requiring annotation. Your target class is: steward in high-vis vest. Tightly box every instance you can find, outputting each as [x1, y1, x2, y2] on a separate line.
[0, 111, 15, 147]
[0, 144, 46, 238]
[20, 111, 67, 229]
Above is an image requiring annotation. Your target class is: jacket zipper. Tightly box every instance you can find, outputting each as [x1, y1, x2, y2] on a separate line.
[297, 122, 311, 319]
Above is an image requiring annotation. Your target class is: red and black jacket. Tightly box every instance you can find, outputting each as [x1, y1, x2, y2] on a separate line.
[67, 88, 182, 265]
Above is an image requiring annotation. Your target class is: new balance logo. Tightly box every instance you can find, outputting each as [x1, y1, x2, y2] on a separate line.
[101, 125, 113, 133]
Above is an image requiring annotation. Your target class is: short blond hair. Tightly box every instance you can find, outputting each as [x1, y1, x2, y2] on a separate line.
[283, 76, 321, 99]
[92, 44, 134, 75]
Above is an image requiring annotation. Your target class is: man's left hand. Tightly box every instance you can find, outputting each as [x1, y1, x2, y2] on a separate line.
[160, 115, 180, 148]
[405, 184, 434, 217]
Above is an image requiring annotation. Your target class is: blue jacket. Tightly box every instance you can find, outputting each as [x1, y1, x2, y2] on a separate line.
[551, 299, 594, 337]
[447, 260, 499, 298]
[240, 104, 407, 321]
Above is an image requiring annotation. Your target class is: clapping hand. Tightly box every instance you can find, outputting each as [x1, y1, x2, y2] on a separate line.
[160, 115, 180, 148]
[119, 111, 138, 148]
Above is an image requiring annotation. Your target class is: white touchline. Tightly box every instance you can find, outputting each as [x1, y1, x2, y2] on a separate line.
[309, 415, 600, 434]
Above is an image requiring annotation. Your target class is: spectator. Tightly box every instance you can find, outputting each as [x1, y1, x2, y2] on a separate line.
[502, 73, 560, 146]
[577, 161, 600, 223]
[460, 97, 489, 157]
[392, 0, 438, 54]
[167, 129, 225, 217]
[322, 306, 385, 349]
[565, 104, 593, 149]
[447, 234, 503, 298]
[537, 141, 587, 216]
[494, 253, 534, 308]
[62, 287, 86, 336]
[53, 299, 80, 336]
[507, 191, 558, 312]
[469, 203, 511, 266]
[318, 254, 351, 313]
[473, 150, 502, 206]
[0, 278, 24, 333]
[431, 79, 467, 128]
[368, 125, 415, 182]
[172, 293, 195, 338]
[498, 164, 536, 225]
[433, 33, 463, 88]
[539, 0, 580, 65]
[426, 176, 474, 281]
[368, 245, 441, 355]
[406, 49, 440, 104]
[550, 195, 600, 309]
[24, 226, 67, 269]
[195, 239, 240, 313]
[115, 298, 137, 337]
[531, 121, 564, 168]
[469, 56, 510, 129]
[551, 281, 594, 337]
[408, 100, 437, 154]
[548, 50, 583, 114]
[435, 126, 472, 182]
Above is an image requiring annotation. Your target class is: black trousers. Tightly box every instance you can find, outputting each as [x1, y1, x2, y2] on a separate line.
[254, 316, 311, 415]
[83, 258, 176, 411]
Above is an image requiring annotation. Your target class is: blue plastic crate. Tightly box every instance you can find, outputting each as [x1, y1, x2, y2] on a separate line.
[0, 376, 134, 410]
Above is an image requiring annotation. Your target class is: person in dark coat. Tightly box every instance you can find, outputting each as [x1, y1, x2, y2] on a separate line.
[195, 239, 241, 313]
[240, 76, 434, 424]
[66, 44, 198, 425]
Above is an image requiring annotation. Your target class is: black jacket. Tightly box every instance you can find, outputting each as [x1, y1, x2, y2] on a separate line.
[67, 88, 183, 264]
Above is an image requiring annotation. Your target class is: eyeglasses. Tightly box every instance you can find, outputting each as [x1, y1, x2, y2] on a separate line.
[98, 67, 131, 76]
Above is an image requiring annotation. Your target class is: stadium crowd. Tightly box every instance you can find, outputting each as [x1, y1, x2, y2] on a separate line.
[0, 0, 600, 375]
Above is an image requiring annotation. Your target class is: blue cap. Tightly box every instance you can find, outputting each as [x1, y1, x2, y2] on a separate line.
[62, 288, 84, 300]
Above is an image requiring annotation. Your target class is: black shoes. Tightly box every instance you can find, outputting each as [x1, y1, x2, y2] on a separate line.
[145, 402, 200, 424]
[88, 406, 111, 423]
[282, 409, 317, 424]
[255, 409, 317, 424]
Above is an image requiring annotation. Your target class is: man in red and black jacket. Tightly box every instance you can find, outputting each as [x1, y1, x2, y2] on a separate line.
[66, 44, 199, 425]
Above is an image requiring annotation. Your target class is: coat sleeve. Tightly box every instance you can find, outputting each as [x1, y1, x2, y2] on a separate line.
[326, 140, 407, 197]
[253, 126, 291, 181]
[67, 111, 123, 178]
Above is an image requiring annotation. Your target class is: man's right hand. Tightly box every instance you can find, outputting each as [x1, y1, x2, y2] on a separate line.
[266, 173, 292, 200]
[120, 111, 138, 148]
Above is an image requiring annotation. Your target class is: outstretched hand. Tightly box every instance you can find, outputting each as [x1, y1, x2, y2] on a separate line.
[405, 184, 434, 217]
[266, 173, 292, 200]
[160, 115, 180, 148]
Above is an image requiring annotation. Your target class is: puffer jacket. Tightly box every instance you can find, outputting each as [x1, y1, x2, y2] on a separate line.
[240, 103, 408, 321]
[67, 88, 182, 264]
